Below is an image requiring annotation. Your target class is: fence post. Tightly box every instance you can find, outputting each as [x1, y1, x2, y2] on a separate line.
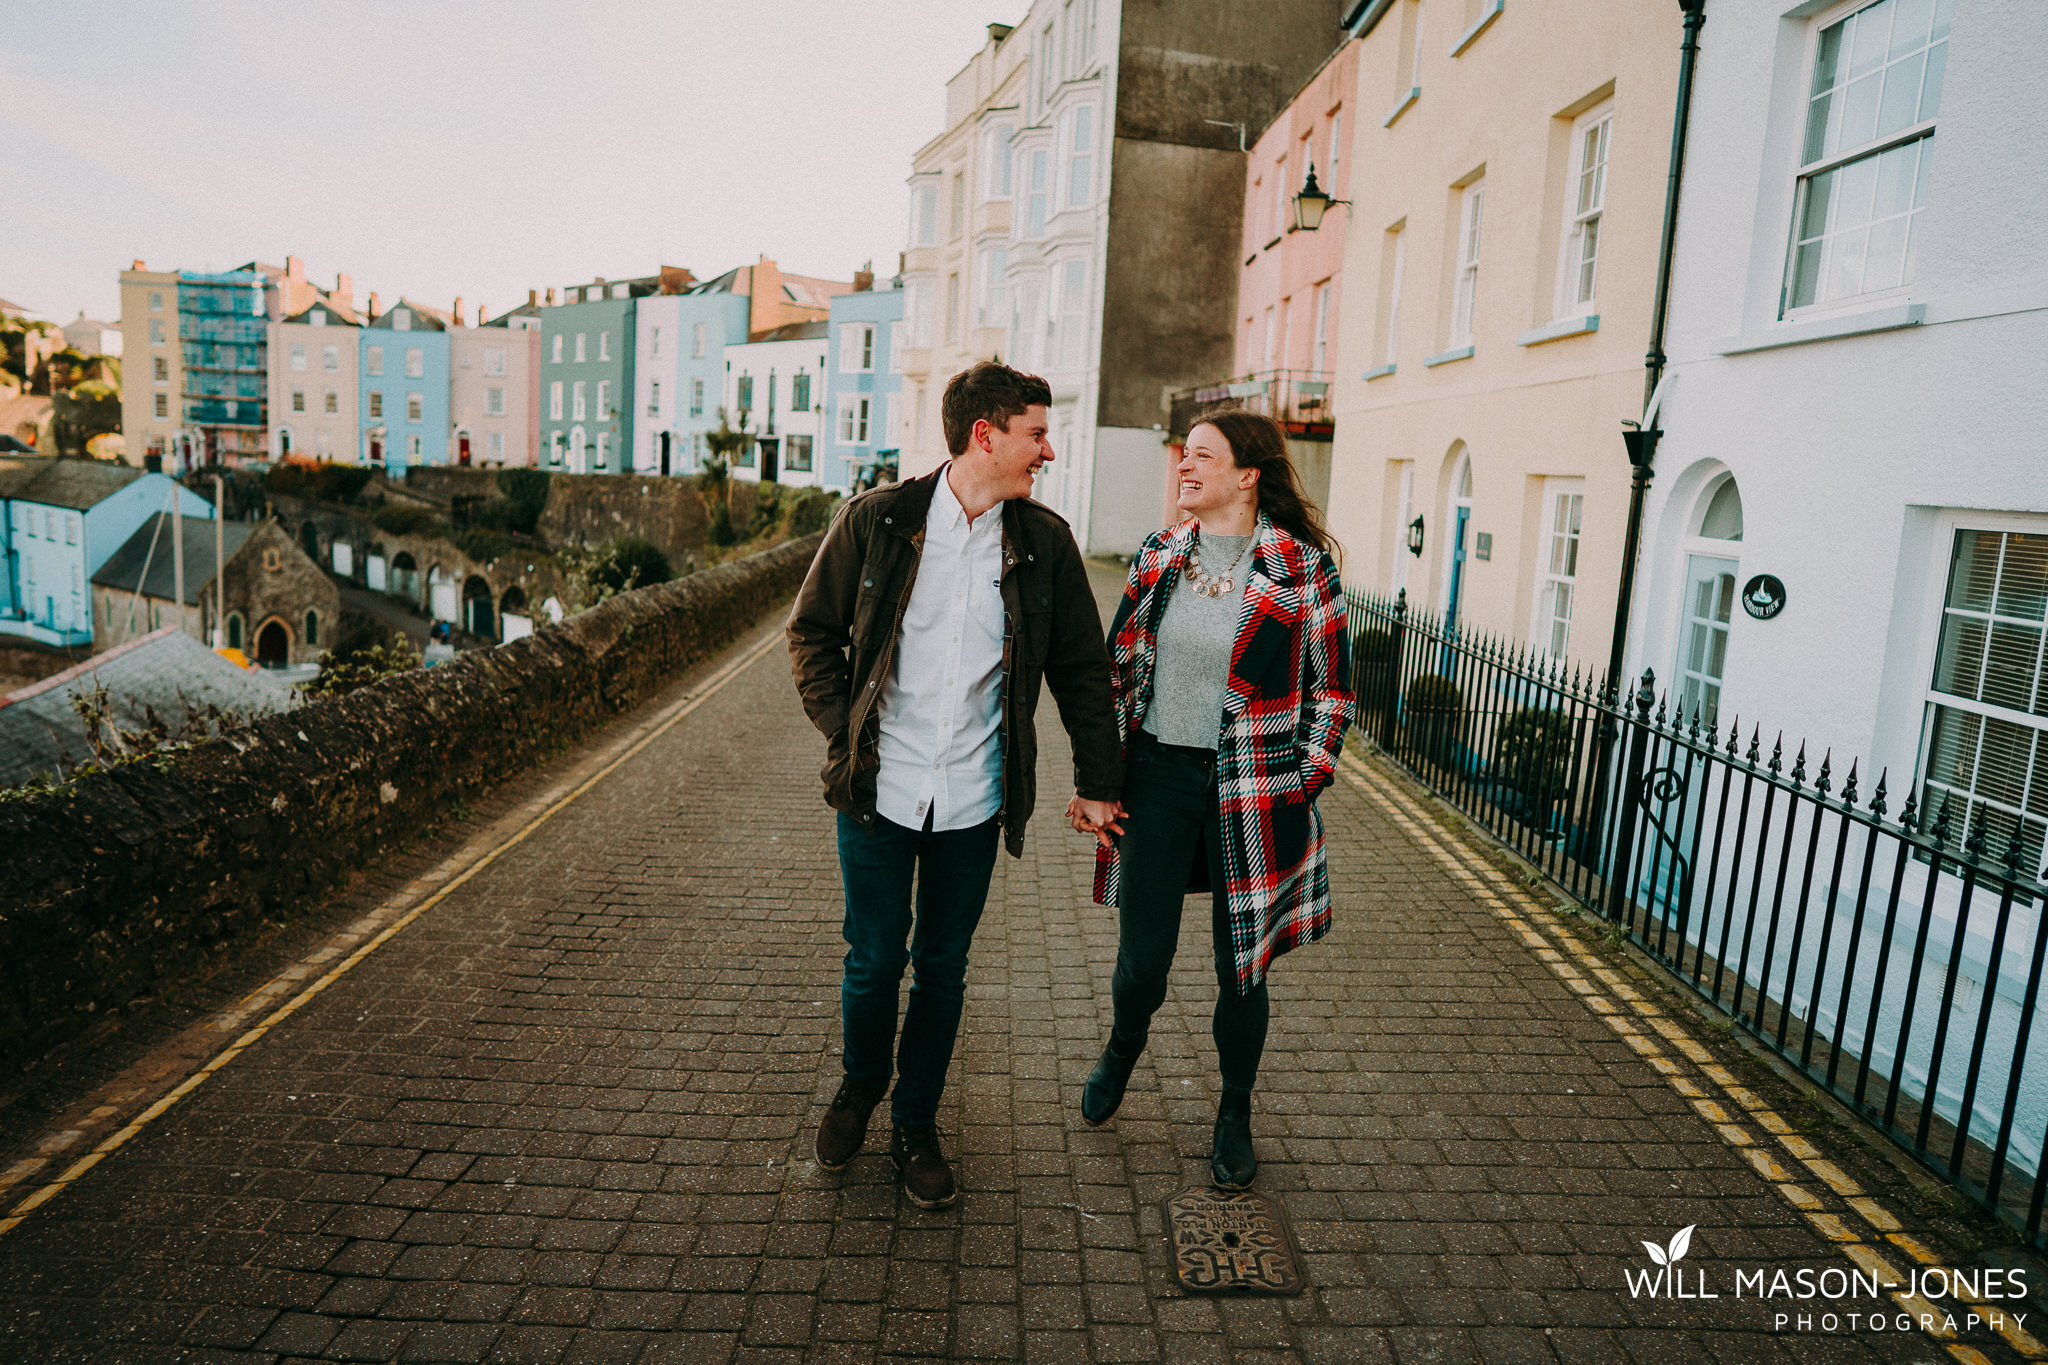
[1380, 590, 1407, 753]
[1605, 669, 1658, 923]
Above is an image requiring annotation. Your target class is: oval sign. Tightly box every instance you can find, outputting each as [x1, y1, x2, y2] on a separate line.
[1742, 573, 1786, 621]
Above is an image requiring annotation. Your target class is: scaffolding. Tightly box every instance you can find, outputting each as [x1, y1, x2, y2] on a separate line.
[178, 271, 268, 451]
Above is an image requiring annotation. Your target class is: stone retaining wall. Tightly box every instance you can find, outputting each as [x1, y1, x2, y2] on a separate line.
[0, 533, 823, 1076]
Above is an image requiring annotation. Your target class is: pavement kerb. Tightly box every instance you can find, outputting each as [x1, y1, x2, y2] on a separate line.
[1336, 745, 2048, 1365]
[0, 622, 791, 1247]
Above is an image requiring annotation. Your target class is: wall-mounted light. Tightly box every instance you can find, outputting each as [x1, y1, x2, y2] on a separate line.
[1407, 514, 1425, 558]
[1292, 165, 1352, 233]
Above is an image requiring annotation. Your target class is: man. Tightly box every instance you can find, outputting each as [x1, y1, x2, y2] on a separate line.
[788, 361, 1123, 1209]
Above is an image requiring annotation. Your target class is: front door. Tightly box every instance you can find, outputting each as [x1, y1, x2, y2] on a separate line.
[1446, 505, 1471, 630]
[760, 438, 779, 483]
[1678, 555, 1738, 726]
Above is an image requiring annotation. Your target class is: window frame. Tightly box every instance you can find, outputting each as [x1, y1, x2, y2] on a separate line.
[1451, 181, 1485, 347]
[1557, 106, 1613, 318]
[1536, 484, 1585, 661]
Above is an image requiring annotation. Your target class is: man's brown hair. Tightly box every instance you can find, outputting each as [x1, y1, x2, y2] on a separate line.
[941, 360, 1052, 455]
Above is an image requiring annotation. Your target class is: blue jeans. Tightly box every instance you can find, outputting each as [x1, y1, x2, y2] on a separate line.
[836, 810, 1001, 1127]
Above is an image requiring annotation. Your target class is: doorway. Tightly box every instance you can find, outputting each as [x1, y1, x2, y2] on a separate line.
[1678, 557, 1738, 727]
[660, 431, 672, 478]
[1445, 456, 1473, 631]
[458, 431, 472, 466]
[255, 620, 290, 666]
[760, 437, 780, 483]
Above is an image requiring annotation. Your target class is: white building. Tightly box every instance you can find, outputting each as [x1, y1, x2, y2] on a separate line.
[723, 323, 832, 489]
[62, 313, 121, 358]
[1629, 0, 2048, 857]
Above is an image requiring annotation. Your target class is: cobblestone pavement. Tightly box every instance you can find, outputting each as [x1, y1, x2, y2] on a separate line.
[0, 565, 2036, 1365]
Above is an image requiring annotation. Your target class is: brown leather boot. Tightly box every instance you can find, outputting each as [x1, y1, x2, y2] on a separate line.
[814, 1080, 882, 1172]
[890, 1124, 957, 1210]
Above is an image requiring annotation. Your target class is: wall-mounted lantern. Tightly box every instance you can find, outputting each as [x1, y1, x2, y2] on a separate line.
[1292, 165, 1352, 233]
[1407, 514, 1426, 558]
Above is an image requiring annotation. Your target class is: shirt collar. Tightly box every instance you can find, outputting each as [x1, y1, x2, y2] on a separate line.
[932, 460, 984, 535]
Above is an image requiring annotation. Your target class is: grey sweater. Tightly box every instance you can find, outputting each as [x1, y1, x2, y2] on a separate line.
[1142, 533, 1252, 749]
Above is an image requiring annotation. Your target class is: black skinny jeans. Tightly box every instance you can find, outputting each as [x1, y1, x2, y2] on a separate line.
[1110, 727, 1269, 1093]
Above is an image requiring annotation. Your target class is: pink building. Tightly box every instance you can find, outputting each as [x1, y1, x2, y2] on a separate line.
[1167, 37, 1357, 520]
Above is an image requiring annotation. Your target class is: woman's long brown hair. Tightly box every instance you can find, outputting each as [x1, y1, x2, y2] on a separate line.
[1189, 404, 1336, 561]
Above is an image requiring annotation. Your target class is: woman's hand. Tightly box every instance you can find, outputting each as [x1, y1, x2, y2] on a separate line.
[1066, 794, 1128, 849]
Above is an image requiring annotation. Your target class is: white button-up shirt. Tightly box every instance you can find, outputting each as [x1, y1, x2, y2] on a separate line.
[875, 464, 1006, 831]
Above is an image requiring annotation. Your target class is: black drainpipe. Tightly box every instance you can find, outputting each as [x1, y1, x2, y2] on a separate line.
[1605, 0, 1707, 698]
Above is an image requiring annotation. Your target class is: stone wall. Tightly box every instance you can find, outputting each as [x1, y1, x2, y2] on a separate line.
[0, 533, 822, 1075]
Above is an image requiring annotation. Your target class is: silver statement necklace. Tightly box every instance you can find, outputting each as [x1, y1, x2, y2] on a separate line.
[1185, 528, 1252, 599]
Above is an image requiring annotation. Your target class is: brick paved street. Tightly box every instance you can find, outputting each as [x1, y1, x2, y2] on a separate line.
[0, 566, 2031, 1365]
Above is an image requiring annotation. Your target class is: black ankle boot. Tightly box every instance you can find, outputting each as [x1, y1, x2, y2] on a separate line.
[1081, 1030, 1146, 1127]
[1211, 1088, 1255, 1189]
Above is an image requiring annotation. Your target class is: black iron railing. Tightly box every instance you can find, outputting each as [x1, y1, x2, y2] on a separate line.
[1167, 369, 1333, 442]
[1348, 588, 2048, 1246]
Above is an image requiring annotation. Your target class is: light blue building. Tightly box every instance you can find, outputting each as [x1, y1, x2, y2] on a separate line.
[360, 300, 450, 474]
[821, 282, 905, 491]
[0, 458, 214, 647]
[631, 282, 750, 477]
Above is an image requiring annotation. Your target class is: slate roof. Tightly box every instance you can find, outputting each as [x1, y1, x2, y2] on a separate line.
[747, 321, 830, 343]
[91, 513, 256, 604]
[366, 299, 449, 331]
[0, 627, 292, 788]
[0, 456, 148, 510]
[283, 299, 363, 326]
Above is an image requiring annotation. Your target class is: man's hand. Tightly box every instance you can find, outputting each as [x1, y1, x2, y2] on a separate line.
[1066, 794, 1127, 849]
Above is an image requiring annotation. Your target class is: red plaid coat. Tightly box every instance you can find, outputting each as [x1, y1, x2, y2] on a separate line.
[1093, 515, 1355, 991]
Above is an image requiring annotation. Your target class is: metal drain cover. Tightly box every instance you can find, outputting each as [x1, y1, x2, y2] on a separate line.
[1164, 1187, 1305, 1295]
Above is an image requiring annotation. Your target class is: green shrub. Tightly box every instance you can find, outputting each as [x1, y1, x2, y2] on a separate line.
[372, 503, 437, 535]
[1495, 705, 1576, 800]
[707, 501, 735, 546]
[787, 488, 836, 537]
[496, 468, 550, 533]
[297, 636, 421, 701]
[588, 536, 672, 594]
[1404, 674, 1463, 712]
[452, 528, 516, 563]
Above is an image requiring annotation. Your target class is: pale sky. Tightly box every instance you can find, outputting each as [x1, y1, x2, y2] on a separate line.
[1, 1, 1006, 326]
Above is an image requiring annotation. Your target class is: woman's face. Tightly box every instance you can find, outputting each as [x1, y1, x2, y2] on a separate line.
[1176, 424, 1258, 517]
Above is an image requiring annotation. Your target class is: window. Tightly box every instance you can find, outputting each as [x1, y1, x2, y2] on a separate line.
[305, 610, 319, 647]
[1032, 149, 1048, 240]
[599, 331, 610, 361]
[66, 514, 77, 545]
[1263, 306, 1277, 370]
[649, 379, 662, 416]
[692, 322, 706, 358]
[650, 327, 662, 358]
[291, 390, 306, 412]
[690, 378, 705, 416]
[839, 396, 871, 444]
[290, 344, 307, 372]
[596, 379, 609, 418]
[1054, 261, 1086, 368]
[153, 356, 168, 382]
[596, 432, 609, 469]
[484, 347, 506, 377]
[408, 434, 422, 458]
[369, 391, 384, 419]
[946, 274, 961, 343]
[552, 334, 564, 363]
[842, 324, 874, 372]
[951, 170, 967, 237]
[367, 345, 384, 376]
[487, 386, 506, 417]
[311, 311, 327, 328]
[785, 434, 813, 472]
[323, 345, 338, 371]
[792, 371, 811, 410]
[737, 374, 754, 413]
[1562, 111, 1612, 313]
[550, 431, 566, 465]
[1539, 489, 1584, 658]
[575, 333, 587, 362]
[977, 249, 1010, 329]
[1920, 530, 2048, 871]
[227, 613, 243, 650]
[985, 124, 1014, 198]
[910, 282, 933, 349]
[1328, 110, 1345, 192]
[149, 291, 163, 311]
[1272, 155, 1289, 242]
[325, 391, 338, 414]
[573, 381, 587, 420]
[1311, 282, 1333, 374]
[316, 429, 332, 456]
[393, 308, 411, 331]
[154, 393, 169, 418]
[1784, 0, 1949, 313]
[1066, 106, 1094, 208]
[150, 319, 164, 344]
[407, 393, 423, 422]
[550, 381, 563, 420]
[1010, 280, 1044, 368]
[1452, 181, 1484, 346]
[914, 183, 939, 246]
[489, 432, 503, 460]
[405, 347, 424, 378]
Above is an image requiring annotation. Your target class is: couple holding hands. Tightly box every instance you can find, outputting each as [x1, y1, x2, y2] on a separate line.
[788, 361, 1354, 1210]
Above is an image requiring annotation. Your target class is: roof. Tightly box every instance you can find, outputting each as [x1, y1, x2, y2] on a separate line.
[67, 315, 116, 330]
[481, 302, 542, 327]
[284, 299, 363, 327]
[0, 296, 38, 318]
[91, 513, 256, 604]
[367, 299, 449, 331]
[746, 321, 830, 344]
[0, 627, 293, 788]
[0, 456, 148, 510]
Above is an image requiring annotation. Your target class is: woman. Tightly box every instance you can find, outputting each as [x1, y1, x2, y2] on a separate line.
[1069, 406, 1354, 1189]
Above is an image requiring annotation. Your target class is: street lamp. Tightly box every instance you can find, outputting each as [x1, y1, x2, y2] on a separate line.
[1292, 165, 1351, 232]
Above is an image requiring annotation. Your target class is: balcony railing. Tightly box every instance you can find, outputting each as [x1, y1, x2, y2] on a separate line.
[1168, 368, 1333, 442]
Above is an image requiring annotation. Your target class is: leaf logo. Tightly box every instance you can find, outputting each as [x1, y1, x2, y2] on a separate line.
[1641, 1224, 1695, 1267]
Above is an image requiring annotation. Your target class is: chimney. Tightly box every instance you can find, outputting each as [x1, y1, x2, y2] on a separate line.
[854, 267, 875, 293]
[368, 291, 381, 318]
[335, 273, 354, 310]
[132, 259, 146, 270]
[286, 255, 305, 281]
[528, 288, 538, 306]
[453, 296, 464, 326]
[546, 287, 557, 306]
[477, 303, 486, 326]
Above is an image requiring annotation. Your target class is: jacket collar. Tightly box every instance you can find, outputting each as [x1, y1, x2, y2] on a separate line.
[875, 466, 1049, 565]
[1161, 514, 1300, 586]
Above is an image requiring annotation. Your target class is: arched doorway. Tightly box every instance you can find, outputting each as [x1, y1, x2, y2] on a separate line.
[1442, 447, 1474, 631]
[255, 618, 290, 666]
[456, 428, 473, 466]
[499, 585, 531, 642]
[301, 521, 320, 561]
[569, 425, 587, 474]
[391, 551, 419, 602]
[1676, 474, 1744, 727]
[428, 566, 457, 622]
[463, 575, 494, 637]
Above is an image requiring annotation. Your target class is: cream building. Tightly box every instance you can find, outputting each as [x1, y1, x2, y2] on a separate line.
[1324, 0, 1683, 672]
[451, 308, 539, 468]
[268, 298, 362, 463]
[117, 264, 183, 468]
[900, 1, 1347, 555]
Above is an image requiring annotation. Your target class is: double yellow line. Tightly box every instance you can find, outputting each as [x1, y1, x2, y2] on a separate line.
[0, 628, 787, 1243]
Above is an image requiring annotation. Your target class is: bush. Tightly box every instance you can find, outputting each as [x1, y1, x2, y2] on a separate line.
[496, 468, 550, 534]
[1352, 628, 1395, 721]
[1495, 705, 1577, 800]
[266, 461, 372, 504]
[372, 503, 438, 535]
[588, 536, 672, 594]
[297, 636, 421, 701]
[707, 501, 736, 546]
[1404, 674, 1463, 713]
[452, 528, 516, 563]
[787, 488, 836, 537]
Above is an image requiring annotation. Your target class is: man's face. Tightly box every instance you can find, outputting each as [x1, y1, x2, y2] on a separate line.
[975, 405, 1053, 500]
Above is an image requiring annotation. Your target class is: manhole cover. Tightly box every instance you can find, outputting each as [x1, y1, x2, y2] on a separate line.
[1164, 1187, 1305, 1295]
